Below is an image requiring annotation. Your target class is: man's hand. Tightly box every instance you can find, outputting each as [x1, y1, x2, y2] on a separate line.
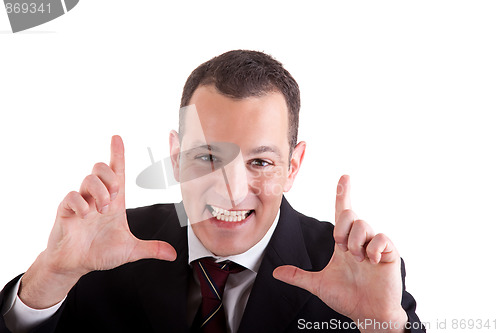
[273, 175, 408, 333]
[19, 136, 177, 309]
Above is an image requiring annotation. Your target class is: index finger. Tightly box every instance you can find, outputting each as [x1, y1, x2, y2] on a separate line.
[110, 135, 125, 183]
[335, 174, 352, 223]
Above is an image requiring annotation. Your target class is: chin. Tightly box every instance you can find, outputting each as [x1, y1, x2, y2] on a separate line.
[200, 230, 254, 257]
[212, 242, 254, 257]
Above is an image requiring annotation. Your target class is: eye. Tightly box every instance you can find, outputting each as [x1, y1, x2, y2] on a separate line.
[249, 159, 273, 168]
[196, 154, 219, 163]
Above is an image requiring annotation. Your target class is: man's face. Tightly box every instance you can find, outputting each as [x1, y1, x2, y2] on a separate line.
[170, 85, 305, 256]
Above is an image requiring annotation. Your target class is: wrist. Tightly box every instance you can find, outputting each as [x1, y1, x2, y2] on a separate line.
[358, 309, 409, 333]
[18, 251, 82, 309]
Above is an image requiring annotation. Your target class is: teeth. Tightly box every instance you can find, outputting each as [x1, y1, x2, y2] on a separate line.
[209, 205, 252, 222]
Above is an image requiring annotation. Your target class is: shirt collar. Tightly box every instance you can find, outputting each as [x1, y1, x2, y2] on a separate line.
[187, 209, 280, 273]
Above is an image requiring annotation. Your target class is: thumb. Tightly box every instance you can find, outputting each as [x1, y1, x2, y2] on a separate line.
[273, 265, 318, 295]
[129, 239, 177, 263]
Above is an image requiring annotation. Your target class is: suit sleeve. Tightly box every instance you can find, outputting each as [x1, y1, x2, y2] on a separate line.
[0, 275, 20, 333]
[0, 275, 69, 333]
[400, 259, 427, 333]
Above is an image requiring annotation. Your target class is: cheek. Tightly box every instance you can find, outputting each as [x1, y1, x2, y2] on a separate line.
[180, 173, 212, 203]
[249, 167, 289, 199]
[179, 160, 216, 183]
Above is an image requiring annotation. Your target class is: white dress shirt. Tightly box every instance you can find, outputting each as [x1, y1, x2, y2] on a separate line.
[187, 210, 280, 333]
[2, 210, 280, 333]
[1, 278, 65, 333]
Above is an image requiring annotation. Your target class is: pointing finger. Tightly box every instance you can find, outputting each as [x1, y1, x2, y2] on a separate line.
[333, 208, 358, 252]
[335, 175, 352, 223]
[110, 135, 125, 185]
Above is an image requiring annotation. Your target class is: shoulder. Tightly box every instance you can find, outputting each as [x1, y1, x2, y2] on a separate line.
[296, 210, 334, 246]
[285, 201, 335, 270]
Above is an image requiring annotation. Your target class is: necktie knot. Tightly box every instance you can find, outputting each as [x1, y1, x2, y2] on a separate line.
[194, 258, 244, 300]
[199, 257, 245, 273]
[192, 258, 245, 332]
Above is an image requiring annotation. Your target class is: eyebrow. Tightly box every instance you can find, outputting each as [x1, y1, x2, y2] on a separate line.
[183, 142, 284, 160]
[182, 144, 221, 158]
[249, 145, 283, 159]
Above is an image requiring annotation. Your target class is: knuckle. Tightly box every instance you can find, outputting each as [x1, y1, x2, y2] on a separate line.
[333, 228, 348, 244]
[337, 209, 358, 226]
[335, 211, 359, 244]
[80, 205, 90, 215]
[92, 162, 109, 174]
[347, 233, 360, 247]
[339, 208, 355, 219]
[66, 190, 80, 200]
[352, 219, 366, 229]
[108, 178, 120, 191]
[57, 199, 66, 212]
[64, 191, 80, 206]
[375, 233, 389, 242]
[348, 245, 363, 257]
[354, 219, 376, 236]
[95, 190, 110, 202]
[83, 174, 98, 185]
[82, 175, 109, 200]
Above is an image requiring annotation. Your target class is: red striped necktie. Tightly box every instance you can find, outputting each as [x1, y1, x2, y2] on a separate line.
[192, 258, 245, 333]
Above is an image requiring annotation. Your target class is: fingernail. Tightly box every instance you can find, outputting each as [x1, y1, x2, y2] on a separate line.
[110, 192, 118, 201]
[356, 254, 365, 262]
[101, 204, 109, 214]
[336, 183, 344, 196]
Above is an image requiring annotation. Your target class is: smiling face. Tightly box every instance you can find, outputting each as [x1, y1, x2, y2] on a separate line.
[169, 85, 305, 256]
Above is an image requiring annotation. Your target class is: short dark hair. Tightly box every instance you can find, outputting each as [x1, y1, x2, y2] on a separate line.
[179, 50, 300, 159]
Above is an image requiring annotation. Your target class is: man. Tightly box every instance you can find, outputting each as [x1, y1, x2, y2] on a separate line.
[0, 50, 425, 332]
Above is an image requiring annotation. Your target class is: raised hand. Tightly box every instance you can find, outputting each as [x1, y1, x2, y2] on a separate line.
[273, 175, 408, 332]
[19, 136, 177, 309]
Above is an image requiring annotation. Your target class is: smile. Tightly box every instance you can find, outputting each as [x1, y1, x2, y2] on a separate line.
[207, 205, 254, 222]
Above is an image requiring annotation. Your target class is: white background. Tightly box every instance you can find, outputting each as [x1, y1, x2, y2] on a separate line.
[1, 1, 499, 331]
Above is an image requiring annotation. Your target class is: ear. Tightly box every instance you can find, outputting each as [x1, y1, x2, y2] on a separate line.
[283, 141, 306, 192]
[169, 130, 181, 182]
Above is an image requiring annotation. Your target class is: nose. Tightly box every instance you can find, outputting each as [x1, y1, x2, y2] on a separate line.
[213, 152, 248, 207]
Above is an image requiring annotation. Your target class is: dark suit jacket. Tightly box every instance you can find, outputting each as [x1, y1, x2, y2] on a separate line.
[0, 197, 425, 332]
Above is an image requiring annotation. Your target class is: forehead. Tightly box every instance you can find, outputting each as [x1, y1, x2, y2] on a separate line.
[182, 85, 289, 151]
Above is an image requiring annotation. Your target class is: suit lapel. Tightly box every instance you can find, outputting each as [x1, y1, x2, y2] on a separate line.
[133, 204, 191, 333]
[238, 197, 313, 333]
